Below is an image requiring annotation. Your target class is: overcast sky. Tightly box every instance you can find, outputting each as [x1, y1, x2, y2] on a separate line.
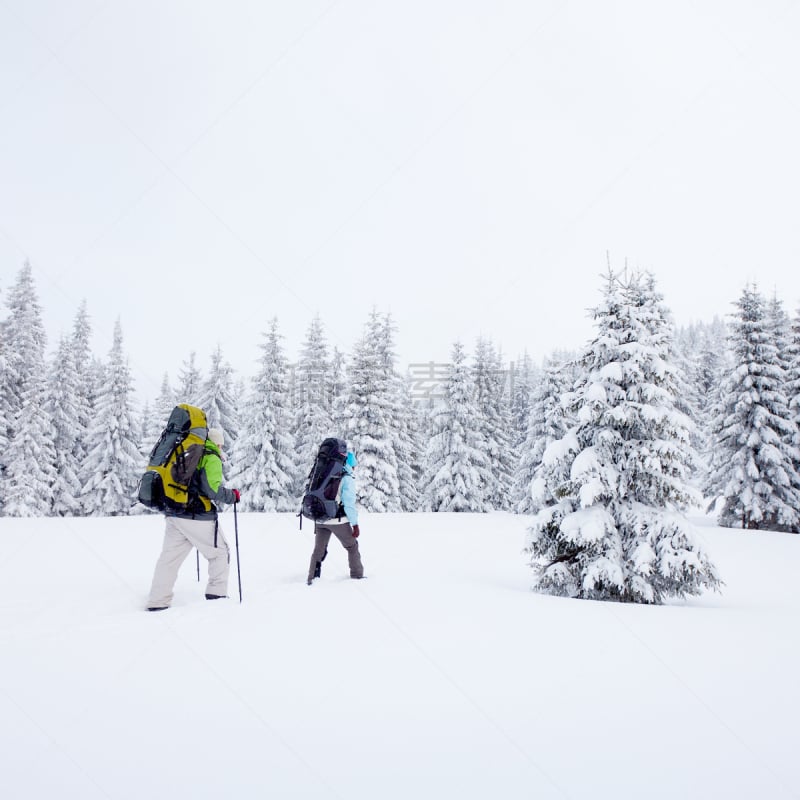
[2, 0, 799, 398]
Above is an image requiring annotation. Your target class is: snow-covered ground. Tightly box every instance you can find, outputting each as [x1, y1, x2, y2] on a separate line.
[2, 511, 799, 800]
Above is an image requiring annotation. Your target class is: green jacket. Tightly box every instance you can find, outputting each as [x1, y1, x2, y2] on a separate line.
[167, 440, 236, 520]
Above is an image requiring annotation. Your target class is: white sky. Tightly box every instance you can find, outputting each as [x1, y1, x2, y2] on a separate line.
[2, 0, 799, 398]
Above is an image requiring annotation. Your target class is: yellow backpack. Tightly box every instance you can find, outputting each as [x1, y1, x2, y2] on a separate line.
[137, 404, 212, 513]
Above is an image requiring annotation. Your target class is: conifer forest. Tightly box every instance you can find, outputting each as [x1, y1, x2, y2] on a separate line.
[3, 260, 798, 602]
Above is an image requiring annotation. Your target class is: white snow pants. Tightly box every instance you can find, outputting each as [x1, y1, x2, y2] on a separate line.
[147, 515, 230, 608]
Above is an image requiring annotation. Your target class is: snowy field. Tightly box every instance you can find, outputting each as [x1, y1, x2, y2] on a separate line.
[2, 511, 799, 800]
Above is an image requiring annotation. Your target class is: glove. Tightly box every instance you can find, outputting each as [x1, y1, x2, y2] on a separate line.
[232, 489, 240, 503]
[352, 524, 360, 538]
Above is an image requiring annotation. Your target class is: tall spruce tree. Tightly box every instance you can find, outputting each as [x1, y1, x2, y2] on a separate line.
[141, 373, 176, 454]
[706, 286, 800, 532]
[230, 319, 296, 511]
[509, 352, 537, 451]
[0, 419, 6, 500]
[341, 311, 401, 512]
[526, 271, 720, 603]
[175, 352, 203, 405]
[197, 345, 240, 445]
[673, 327, 706, 471]
[693, 319, 732, 477]
[512, 357, 571, 514]
[80, 320, 142, 516]
[788, 306, 800, 443]
[0, 286, 8, 508]
[1, 263, 49, 514]
[378, 313, 421, 511]
[768, 295, 792, 378]
[329, 346, 347, 420]
[768, 295, 798, 480]
[4, 369, 57, 516]
[138, 400, 153, 464]
[293, 315, 334, 493]
[71, 300, 94, 470]
[473, 337, 513, 510]
[46, 336, 83, 515]
[395, 372, 424, 511]
[1, 262, 47, 441]
[423, 341, 490, 512]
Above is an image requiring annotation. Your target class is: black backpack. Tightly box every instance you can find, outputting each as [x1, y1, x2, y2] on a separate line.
[300, 438, 347, 525]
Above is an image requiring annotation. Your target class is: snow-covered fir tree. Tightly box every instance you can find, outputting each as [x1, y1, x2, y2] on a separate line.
[156, 373, 176, 418]
[175, 351, 203, 405]
[45, 336, 83, 515]
[234, 376, 247, 410]
[230, 319, 296, 511]
[768, 294, 798, 472]
[473, 337, 513, 510]
[526, 270, 720, 603]
[4, 369, 57, 517]
[0, 262, 47, 442]
[1, 263, 50, 513]
[80, 320, 142, 516]
[767, 294, 796, 431]
[140, 373, 176, 455]
[395, 372, 424, 511]
[197, 345, 240, 445]
[767, 295, 792, 378]
[689, 318, 732, 478]
[423, 341, 491, 512]
[138, 400, 153, 462]
[0, 309, 7, 502]
[415, 396, 438, 452]
[340, 311, 401, 512]
[511, 356, 572, 514]
[292, 315, 334, 493]
[378, 314, 421, 511]
[706, 285, 800, 532]
[0, 287, 7, 508]
[788, 305, 800, 443]
[509, 352, 537, 451]
[329, 345, 348, 420]
[673, 326, 706, 467]
[70, 300, 94, 470]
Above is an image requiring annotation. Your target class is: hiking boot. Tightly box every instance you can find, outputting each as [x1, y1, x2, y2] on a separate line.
[147, 606, 168, 612]
[205, 594, 226, 600]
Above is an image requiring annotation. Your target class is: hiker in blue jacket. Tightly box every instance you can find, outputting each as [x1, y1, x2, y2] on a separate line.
[307, 450, 364, 585]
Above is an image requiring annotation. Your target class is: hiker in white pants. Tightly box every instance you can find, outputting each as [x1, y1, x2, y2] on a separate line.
[147, 428, 240, 610]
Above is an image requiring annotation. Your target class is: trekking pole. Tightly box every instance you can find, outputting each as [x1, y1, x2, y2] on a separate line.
[196, 549, 200, 582]
[234, 501, 242, 603]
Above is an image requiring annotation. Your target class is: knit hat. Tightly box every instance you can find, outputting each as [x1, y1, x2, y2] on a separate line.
[345, 451, 357, 468]
[208, 428, 224, 447]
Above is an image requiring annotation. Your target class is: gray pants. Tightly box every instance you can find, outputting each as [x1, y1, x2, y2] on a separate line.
[308, 521, 363, 582]
[148, 515, 230, 607]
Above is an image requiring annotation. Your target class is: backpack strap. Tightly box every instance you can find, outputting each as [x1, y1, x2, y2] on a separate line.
[335, 470, 346, 521]
[186, 447, 217, 515]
